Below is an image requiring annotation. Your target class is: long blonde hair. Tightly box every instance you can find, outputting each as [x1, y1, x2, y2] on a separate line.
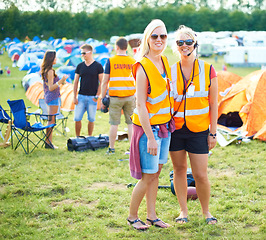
[136, 19, 167, 61]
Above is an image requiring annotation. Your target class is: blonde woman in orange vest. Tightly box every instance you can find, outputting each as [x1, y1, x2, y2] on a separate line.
[170, 25, 218, 225]
[127, 19, 174, 230]
[101, 37, 136, 154]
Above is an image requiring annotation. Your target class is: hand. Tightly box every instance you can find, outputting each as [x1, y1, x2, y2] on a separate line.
[73, 98, 78, 105]
[208, 135, 217, 150]
[92, 96, 98, 103]
[147, 138, 158, 156]
[61, 74, 68, 84]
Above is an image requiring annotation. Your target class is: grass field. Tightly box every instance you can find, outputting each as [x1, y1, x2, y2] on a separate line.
[0, 49, 265, 239]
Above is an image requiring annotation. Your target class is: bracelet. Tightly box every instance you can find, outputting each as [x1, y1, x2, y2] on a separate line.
[209, 133, 216, 139]
[94, 96, 99, 100]
[56, 82, 60, 87]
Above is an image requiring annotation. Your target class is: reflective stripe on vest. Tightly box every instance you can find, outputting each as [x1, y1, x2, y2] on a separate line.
[109, 55, 136, 97]
[174, 106, 209, 117]
[171, 59, 211, 132]
[131, 55, 174, 126]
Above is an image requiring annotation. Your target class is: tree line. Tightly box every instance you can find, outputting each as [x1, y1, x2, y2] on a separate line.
[0, 4, 265, 41]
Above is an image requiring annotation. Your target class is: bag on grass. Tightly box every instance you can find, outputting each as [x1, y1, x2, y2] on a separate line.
[169, 168, 195, 195]
[67, 134, 109, 152]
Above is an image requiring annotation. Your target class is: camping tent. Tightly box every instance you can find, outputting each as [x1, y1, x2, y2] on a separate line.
[218, 69, 266, 140]
[25, 82, 75, 111]
[217, 71, 242, 104]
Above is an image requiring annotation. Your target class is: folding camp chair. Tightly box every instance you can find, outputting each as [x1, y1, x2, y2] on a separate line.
[7, 99, 56, 154]
[38, 99, 69, 136]
[0, 105, 12, 147]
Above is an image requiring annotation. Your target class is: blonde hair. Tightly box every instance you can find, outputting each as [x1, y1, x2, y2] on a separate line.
[136, 19, 167, 61]
[172, 25, 197, 56]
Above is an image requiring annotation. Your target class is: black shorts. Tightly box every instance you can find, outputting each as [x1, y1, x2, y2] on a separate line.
[169, 126, 209, 154]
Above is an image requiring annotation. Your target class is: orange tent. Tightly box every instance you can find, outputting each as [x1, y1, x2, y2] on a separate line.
[25, 82, 44, 106]
[217, 71, 242, 104]
[218, 70, 266, 140]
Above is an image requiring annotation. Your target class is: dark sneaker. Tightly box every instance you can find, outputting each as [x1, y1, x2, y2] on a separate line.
[106, 148, 115, 154]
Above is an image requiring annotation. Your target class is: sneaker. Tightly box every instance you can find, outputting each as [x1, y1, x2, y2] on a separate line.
[106, 148, 115, 154]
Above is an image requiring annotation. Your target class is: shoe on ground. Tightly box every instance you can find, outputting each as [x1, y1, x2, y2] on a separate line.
[45, 142, 58, 149]
[106, 148, 115, 154]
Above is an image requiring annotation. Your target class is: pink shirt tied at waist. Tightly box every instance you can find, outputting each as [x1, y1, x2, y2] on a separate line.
[129, 119, 175, 180]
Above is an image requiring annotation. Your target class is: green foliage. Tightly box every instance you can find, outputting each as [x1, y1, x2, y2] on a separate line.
[1, 4, 266, 41]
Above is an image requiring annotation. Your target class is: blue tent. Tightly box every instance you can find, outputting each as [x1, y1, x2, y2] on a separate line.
[27, 65, 40, 74]
[33, 36, 41, 43]
[19, 62, 37, 71]
[48, 36, 54, 41]
[13, 37, 20, 43]
[4, 37, 11, 43]
[94, 44, 109, 54]
[56, 66, 75, 82]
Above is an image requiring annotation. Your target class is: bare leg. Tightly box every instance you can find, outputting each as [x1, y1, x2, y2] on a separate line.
[189, 152, 216, 224]
[127, 124, 133, 145]
[146, 164, 170, 228]
[109, 125, 118, 149]
[128, 173, 154, 230]
[46, 105, 58, 145]
[88, 121, 94, 136]
[170, 150, 188, 222]
[75, 121, 81, 137]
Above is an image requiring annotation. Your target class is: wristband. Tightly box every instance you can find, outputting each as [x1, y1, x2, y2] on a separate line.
[56, 82, 60, 87]
[94, 96, 99, 100]
[209, 133, 216, 139]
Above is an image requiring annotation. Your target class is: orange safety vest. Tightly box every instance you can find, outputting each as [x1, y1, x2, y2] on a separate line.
[131, 55, 174, 126]
[171, 59, 211, 132]
[109, 55, 136, 97]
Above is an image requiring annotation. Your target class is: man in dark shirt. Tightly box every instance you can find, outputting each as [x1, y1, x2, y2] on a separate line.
[73, 44, 103, 136]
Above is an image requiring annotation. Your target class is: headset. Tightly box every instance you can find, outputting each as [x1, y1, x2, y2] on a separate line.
[187, 42, 198, 56]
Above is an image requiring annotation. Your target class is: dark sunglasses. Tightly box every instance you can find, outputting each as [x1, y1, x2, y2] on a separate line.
[176, 39, 194, 46]
[150, 34, 167, 40]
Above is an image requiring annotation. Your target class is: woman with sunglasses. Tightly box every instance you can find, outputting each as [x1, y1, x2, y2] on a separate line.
[127, 19, 174, 230]
[170, 25, 218, 224]
[41, 50, 68, 149]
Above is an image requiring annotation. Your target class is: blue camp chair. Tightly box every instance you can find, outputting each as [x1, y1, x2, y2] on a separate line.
[0, 105, 12, 146]
[7, 99, 56, 154]
[38, 99, 68, 136]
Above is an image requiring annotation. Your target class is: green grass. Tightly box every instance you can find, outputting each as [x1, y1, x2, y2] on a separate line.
[0, 50, 265, 239]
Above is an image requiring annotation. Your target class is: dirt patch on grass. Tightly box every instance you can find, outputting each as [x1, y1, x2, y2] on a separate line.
[50, 199, 99, 208]
[208, 168, 236, 178]
[88, 182, 126, 191]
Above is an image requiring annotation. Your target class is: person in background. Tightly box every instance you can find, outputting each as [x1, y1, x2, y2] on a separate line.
[170, 25, 218, 224]
[41, 50, 68, 149]
[101, 37, 136, 154]
[73, 44, 103, 136]
[127, 19, 174, 230]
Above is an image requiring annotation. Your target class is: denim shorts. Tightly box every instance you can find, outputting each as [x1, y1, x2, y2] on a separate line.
[74, 94, 97, 122]
[139, 126, 171, 174]
[47, 98, 60, 106]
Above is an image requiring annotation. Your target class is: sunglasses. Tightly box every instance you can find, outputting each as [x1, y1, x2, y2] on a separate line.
[150, 34, 167, 40]
[176, 39, 194, 46]
[81, 51, 91, 55]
